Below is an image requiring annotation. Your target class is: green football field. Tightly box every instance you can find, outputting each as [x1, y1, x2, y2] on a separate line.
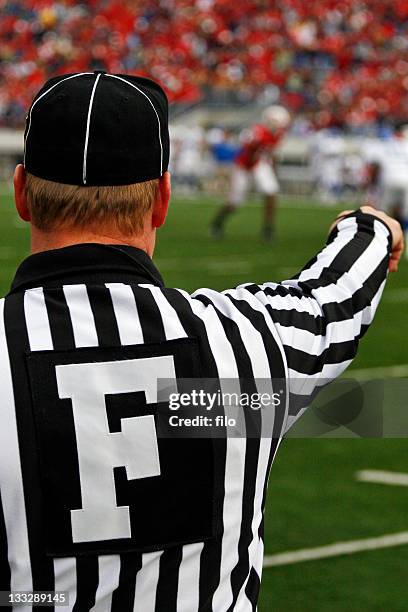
[0, 187, 407, 611]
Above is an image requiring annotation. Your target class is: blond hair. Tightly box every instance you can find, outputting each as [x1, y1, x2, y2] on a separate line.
[25, 173, 159, 235]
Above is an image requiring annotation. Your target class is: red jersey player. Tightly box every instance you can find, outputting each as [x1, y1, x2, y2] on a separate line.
[211, 105, 290, 242]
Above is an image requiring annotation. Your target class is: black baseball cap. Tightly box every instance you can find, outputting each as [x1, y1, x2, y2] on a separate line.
[24, 71, 170, 186]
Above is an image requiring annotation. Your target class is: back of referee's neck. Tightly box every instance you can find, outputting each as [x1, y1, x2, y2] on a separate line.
[13, 164, 172, 258]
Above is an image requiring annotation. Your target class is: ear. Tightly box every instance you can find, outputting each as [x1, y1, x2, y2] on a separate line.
[152, 171, 171, 229]
[14, 164, 31, 222]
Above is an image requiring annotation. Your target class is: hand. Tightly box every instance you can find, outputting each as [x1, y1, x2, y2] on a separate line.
[330, 206, 404, 273]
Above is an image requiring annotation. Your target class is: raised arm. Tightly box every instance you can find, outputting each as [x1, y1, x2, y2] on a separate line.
[193, 207, 402, 431]
[242, 208, 402, 426]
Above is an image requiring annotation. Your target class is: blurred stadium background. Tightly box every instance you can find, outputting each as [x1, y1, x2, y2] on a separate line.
[1, 1, 408, 610]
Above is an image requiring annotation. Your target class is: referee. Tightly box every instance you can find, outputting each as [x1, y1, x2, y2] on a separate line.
[0, 71, 403, 612]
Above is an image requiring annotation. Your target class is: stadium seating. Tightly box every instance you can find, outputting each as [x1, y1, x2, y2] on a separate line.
[1, 0, 408, 130]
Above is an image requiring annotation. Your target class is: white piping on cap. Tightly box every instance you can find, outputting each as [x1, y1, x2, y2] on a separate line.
[82, 72, 102, 184]
[24, 72, 93, 168]
[106, 73, 164, 176]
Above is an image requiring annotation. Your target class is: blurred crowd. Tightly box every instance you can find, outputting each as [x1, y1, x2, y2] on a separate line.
[1, 0, 408, 130]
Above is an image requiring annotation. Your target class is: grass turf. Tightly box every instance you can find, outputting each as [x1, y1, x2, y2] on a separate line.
[1, 189, 407, 610]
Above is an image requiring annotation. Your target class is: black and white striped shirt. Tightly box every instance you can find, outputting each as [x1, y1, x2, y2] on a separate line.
[0, 211, 391, 611]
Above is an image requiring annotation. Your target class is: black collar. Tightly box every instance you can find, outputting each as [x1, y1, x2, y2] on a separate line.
[9, 243, 164, 294]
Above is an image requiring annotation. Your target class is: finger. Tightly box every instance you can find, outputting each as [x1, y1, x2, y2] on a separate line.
[394, 235, 405, 256]
[389, 246, 403, 272]
[389, 259, 398, 273]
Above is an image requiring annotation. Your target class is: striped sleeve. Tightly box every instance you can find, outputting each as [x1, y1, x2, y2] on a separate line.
[196, 211, 392, 431]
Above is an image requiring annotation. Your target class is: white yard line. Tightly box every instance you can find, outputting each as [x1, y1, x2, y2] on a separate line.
[383, 289, 408, 303]
[155, 256, 253, 273]
[208, 260, 251, 273]
[173, 194, 344, 210]
[264, 471, 408, 567]
[276, 267, 299, 277]
[263, 531, 408, 568]
[356, 470, 408, 487]
[155, 255, 299, 274]
[264, 467, 408, 569]
[348, 364, 408, 379]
